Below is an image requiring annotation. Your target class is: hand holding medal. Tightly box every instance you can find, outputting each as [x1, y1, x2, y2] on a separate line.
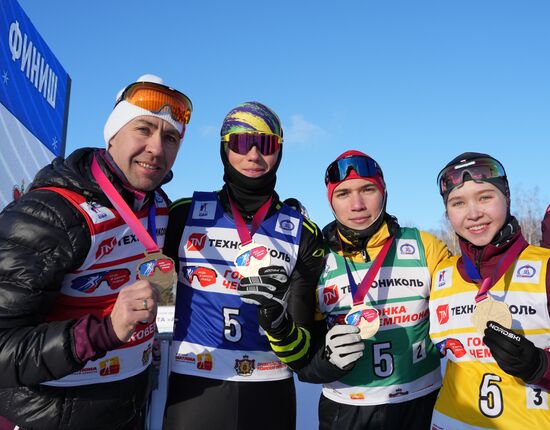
[109, 277, 160, 342]
[483, 320, 547, 383]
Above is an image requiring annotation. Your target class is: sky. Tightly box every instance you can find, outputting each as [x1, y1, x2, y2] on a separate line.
[16, 0, 550, 233]
[10, 0, 550, 427]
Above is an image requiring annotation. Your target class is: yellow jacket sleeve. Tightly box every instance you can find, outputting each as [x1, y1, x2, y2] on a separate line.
[420, 231, 451, 276]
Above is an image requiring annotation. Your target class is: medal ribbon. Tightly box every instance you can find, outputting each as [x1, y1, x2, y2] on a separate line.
[462, 237, 527, 303]
[343, 236, 395, 306]
[228, 195, 272, 246]
[91, 156, 159, 253]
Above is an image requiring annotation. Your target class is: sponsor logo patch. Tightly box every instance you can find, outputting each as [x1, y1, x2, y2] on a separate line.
[196, 351, 213, 371]
[275, 214, 299, 237]
[389, 388, 409, 398]
[70, 269, 130, 293]
[234, 355, 255, 376]
[435, 267, 452, 290]
[256, 361, 287, 371]
[81, 201, 115, 224]
[396, 239, 419, 260]
[436, 304, 450, 325]
[192, 200, 217, 220]
[322, 284, 340, 306]
[184, 266, 217, 287]
[175, 353, 196, 364]
[435, 338, 467, 358]
[186, 233, 207, 251]
[99, 357, 120, 376]
[95, 237, 117, 259]
[512, 260, 541, 284]
[349, 393, 365, 400]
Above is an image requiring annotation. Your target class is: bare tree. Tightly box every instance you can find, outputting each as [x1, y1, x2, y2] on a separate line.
[512, 185, 542, 245]
[428, 216, 460, 256]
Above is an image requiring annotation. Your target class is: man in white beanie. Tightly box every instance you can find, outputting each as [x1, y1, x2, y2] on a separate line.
[0, 74, 192, 430]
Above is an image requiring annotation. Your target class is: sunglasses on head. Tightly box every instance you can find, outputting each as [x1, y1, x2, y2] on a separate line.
[437, 157, 506, 195]
[118, 81, 192, 125]
[223, 133, 282, 156]
[325, 155, 383, 185]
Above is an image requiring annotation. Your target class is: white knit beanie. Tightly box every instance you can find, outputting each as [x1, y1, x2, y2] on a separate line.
[103, 74, 185, 147]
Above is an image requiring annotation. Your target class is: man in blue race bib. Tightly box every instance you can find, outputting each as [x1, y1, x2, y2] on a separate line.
[163, 101, 325, 430]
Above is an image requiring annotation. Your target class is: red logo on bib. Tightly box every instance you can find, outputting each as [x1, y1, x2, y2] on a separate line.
[436, 304, 449, 325]
[323, 284, 339, 306]
[96, 237, 117, 259]
[186, 233, 207, 251]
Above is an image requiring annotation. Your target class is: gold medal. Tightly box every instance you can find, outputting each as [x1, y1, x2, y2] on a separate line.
[345, 303, 380, 339]
[234, 241, 271, 277]
[471, 296, 512, 334]
[137, 252, 176, 291]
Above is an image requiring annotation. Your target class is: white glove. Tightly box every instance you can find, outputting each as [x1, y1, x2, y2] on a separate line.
[325, 324, 365, 370]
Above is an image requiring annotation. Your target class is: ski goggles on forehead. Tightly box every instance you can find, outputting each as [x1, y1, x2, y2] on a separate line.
[325, 155, 383, 185]
[222, 133, 282, 155]
[437, 157, 506, 195]
[118, 81, 193, 125]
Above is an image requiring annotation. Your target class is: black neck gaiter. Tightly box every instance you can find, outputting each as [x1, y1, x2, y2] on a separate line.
[337, 212, 400, 250]
[220, 144, 281, 216]
[490, 214, 519, 247]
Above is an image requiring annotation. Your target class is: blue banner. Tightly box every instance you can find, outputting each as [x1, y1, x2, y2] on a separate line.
[0, 0, 70, 156]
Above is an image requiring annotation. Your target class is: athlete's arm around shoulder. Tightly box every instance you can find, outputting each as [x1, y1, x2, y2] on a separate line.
[0, 189, 91, 387]
[419, 230, 451, 275]
[265, 211, 326, 371]
[288, 215, 325, 329]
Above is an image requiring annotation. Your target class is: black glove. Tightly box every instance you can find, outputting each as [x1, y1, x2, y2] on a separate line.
[237, 266, 290, 331]
[483, 321, 547, 383]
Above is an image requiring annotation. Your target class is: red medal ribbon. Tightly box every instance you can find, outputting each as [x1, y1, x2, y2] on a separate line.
[91, 156, 159, 253]
[228, 195, 272, 246]
[343, 236, 395, 306]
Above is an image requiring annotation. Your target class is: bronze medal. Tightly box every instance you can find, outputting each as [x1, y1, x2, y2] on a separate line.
[234, 241, 271, 277]
[345, 303, 380, 339]
[137, 252, 176, 291]
[471, 296, 512, 334]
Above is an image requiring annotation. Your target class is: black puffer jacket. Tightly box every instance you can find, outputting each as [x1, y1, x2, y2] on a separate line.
[0, 148, 155, 429]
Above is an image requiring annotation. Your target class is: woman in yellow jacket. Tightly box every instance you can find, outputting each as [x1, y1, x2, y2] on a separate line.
[429, 152, 550, 429]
